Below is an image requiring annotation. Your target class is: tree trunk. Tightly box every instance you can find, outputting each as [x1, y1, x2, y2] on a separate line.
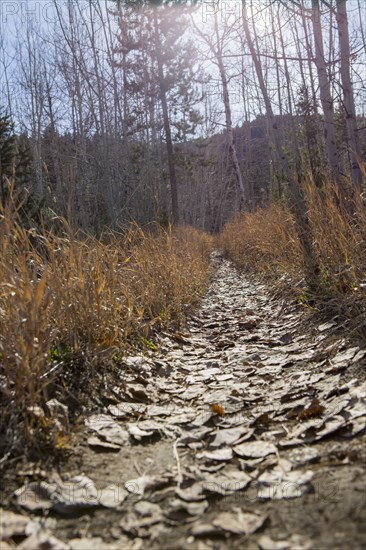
[242, 0, 318, 279]
[213, 10, 245, 208]
[153, 10, 179, 225]
[336, 0, 362, 190]
[311, 0, 341, 184]
[242, 0, 287, 193]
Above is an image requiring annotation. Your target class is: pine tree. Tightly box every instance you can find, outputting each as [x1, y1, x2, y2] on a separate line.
[296, 85, 324, 187]
[0, 111, 16, 206]
[0, 111, 34, 212]
[113, 0, 202, 223]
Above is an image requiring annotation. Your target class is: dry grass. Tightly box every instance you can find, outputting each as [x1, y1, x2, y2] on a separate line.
[0, 203, 212, 456]
[219, 203, 304, 277]
[219, 180, 366, 332]
[305, 182, 366, 294]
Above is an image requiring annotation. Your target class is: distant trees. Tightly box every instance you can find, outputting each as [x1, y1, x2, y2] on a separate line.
[295, 85, 324, 188]
[241, 0, 289, 198]
[191, 4, 245, 209]
[311, 0, 341, 188]
[113, 1, 202, 223]
[0, 0, 364, 231]
[336, 0, 362, 189]
[0, 111, 33, 208]
[0, 111, 16, 206]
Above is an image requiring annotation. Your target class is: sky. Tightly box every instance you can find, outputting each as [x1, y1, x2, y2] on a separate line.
[1, 0, 365, 133]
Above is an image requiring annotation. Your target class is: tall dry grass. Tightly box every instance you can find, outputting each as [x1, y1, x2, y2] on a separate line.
[219, 203, 305, 276]
[219, 180, 366, 331]
[0, 202, 212, 456]
[305, 182, 366, 293]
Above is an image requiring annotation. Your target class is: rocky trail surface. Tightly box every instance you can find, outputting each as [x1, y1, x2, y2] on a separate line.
[2, 255, 366, 549]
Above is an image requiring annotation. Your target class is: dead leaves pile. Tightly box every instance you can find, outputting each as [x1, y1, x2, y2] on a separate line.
[8, 258, 366, 549]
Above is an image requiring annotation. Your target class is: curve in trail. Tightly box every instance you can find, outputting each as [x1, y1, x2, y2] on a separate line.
[11, 256, 366, 550]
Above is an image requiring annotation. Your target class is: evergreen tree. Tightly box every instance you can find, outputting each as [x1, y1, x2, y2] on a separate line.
[113, 0, 202, 223]
[0, 111, 16, 206]
[296, 85, 324, 187]
[0, 111, 34, 212]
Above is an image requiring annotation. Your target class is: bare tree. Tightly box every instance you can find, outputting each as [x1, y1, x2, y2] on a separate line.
[335, 0, 363, 189]
[242, 0, 289, 197]
[311, 0, 341, 184]
[152, 8, 180, 224]
[192, 6, 245, 208]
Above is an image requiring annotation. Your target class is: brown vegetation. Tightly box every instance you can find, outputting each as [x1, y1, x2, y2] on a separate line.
[0, 202, 212, 456]
[219, 180, 366, 334]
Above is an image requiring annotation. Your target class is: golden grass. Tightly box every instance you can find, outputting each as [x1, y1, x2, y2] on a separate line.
[305, 182, 366, 293]
[219, 203, 305, 276]
[219, 180, 366, 319]
[0, 203, 212, 454]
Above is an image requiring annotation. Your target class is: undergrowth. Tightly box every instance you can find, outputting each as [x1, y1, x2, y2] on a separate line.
[219, 180, 366, 337]
[0, 204, 212, 459]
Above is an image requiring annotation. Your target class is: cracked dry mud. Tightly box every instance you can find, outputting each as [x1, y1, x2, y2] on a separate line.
[3, 255, 366, 549]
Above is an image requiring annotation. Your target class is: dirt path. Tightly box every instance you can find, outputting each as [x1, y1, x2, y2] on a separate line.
[3, 255, 366, 549]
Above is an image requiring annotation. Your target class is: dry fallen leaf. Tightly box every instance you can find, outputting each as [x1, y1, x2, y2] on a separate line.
[85, 414, 129, 446]
[190, 522, 222, 537]
[257, 469, 313, 500]
[125, 473, 172, 496]
[17, 532, 70, 550]
[202, 469, 251, 496]
[0, 510, 38, 541]
[175, 483, 206, 502]
[120, 507, 162, 534]
[209, 426, 253, 448]
[70, 537, 127, 550]
[168, 498, 209, 518]
[211, 403, 225, 416]
[297, 399, 325, 421]
[127, 424, 154, 440]
[212, 509, 266, 534]
[253, 412, 271, 426]
[15, 475, 100, 515]
[233, 441, 277, 458]
[99, 485, 128, 509]
[288, 447, 319, 466]
[197, 448, 233, 461]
